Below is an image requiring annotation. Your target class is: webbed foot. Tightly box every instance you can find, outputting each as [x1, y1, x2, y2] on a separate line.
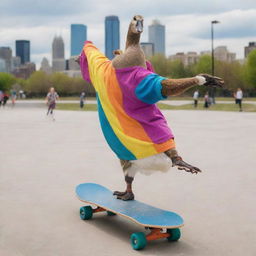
[113, 191, 134, 201]
[172, 156, 202, 174]
[113, 191, 127, 196]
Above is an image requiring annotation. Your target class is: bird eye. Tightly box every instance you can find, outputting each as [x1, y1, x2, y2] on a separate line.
[133, 17, 136, 21]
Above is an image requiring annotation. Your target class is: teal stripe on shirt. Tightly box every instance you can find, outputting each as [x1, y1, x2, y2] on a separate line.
[97, 95, 136, 160]
[135, 73, 167, 104]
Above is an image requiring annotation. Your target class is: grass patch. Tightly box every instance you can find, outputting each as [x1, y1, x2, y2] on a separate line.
[56, 102, 256, 112]
[157, 103, 256, 112]
[57, 103, 97, 111]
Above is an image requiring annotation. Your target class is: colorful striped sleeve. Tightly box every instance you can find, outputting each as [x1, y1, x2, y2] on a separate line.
[135, 73, 167, 104]
[80, 41, 110, 86]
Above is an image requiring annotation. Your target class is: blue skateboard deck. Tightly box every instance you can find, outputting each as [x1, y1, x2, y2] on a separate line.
[76, 183, 184, 229]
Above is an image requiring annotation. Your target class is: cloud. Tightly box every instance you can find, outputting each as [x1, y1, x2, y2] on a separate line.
[194, 9, 256, 39]
[1, 0, 256, 68]
[0, 0, 85, 16]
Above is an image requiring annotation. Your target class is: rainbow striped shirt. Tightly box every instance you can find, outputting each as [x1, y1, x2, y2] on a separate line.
[80, 42, 175, 160]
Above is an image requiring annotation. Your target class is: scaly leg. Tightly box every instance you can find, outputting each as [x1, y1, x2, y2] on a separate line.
[113, 160, 135, 201]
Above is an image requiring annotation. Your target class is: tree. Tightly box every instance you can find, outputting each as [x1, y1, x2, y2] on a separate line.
[26, 71, 49, 96]
[0, 72, 16, 92]
[49, 73, 72, 96]
[193, 55, 212, 74]
[215, 61, 246, 95]
[149, 54, 169, 76]
[245, 49, 256, 89]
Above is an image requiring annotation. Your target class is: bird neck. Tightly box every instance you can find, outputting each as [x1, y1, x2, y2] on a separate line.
[125, 24, 141, 49]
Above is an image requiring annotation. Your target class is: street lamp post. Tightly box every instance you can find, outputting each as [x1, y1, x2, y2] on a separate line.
[211, 20, 220, 103]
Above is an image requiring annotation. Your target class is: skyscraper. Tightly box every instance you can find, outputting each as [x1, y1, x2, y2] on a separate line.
[105, 15, 120, 59]
[16, 40, 30, 64]
[0, 47, 12, 72]
[140, 42, 154, 58]
[52, 36, 64, 59]
[71, 24, 87, 56]
[245, 42, 256, 58]
[52, 36, 65, 72]
[148, 20, 165, 56]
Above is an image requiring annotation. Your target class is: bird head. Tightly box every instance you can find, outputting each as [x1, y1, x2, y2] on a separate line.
[130, 15, 144, 34]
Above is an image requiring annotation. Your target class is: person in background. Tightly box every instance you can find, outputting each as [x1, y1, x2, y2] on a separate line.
[235, 88, 243, 112]
[0, 90, 3, 107]
[80, 92, 86, 108]
[11, 90, 17, 106]
[204, 92, 209, 108]
[193, 90, 199, 108]
[46, 87, 59, 120]
[3, 92, 9, 107]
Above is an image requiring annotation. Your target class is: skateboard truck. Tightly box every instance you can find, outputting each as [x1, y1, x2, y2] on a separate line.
[146, 228, 170, 241]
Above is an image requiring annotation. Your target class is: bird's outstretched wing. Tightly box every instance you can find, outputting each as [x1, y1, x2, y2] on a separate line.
[199, 73, 224, 88]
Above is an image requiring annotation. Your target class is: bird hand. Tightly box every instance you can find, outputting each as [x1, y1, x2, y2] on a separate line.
[196, 73, 224, 88]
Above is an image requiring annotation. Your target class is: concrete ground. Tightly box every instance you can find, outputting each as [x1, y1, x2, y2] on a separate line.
[0, 105, 255, 256]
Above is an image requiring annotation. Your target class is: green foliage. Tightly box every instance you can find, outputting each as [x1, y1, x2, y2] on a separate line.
[26, 71, 49, 96]
[24, 71, 95, 97]
[193, 55, 212, 74]
[0, 72, 16, 92]
[245, 50, 256, 88]
[215, 61, 246, 92]
[149, 55, 190, 78]
[150, 54, 169, 76]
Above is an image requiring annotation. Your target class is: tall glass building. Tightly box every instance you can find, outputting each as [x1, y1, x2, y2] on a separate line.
[149, 20, 165, 56]
[105, 16, 120, 59]
[16, 40, 30, 64]
[71, 24, 87, 56]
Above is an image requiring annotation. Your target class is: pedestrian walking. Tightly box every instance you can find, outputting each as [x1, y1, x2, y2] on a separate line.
[0, 90, 3, 107]
[235, 88, 243, 111]
[80, 92, 85, 108]
[204, 92, 209, 108]
[193, 90, 199, 108]
[46, 87, 59, 120]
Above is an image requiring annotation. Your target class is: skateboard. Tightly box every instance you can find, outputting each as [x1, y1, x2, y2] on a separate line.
[76, 183, 184, 250]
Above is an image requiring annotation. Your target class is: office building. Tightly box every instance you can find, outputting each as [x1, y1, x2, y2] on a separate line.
[140, 42, 154, 58]
[71, 24, 87, 56]
[105, 15, 120, 59]
[0, 58, 6, 72]
[52, 36, 65, 59]
[214, 46, 236, 62]
[40, 57, 52, 74]
[12, 62, 36, 79]
[52, 36, 65, 72]
[149, 20, 165, 56]
[16, 40, 30, 64]
[169, 52, 199, 66]
[11, 56, 21, 71]
[244, 42, 256, 58]
[0, 47, 12, 72]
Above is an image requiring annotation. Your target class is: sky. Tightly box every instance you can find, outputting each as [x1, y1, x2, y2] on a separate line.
[0, 0, 256, 68]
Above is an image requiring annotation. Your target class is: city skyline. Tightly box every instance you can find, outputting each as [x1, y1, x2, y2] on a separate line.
[1, 0, 256, 67]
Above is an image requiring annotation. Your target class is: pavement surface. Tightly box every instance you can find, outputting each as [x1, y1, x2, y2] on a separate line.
[0, 105, 256, 256]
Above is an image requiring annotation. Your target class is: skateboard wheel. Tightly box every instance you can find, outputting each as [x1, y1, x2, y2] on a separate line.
[80, 206, 93, 220]
[166, 228, 181, 241]
[107, 211, 116, 216]
[130, 232, 147, 250]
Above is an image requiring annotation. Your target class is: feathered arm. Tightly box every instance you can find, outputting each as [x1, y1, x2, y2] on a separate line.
[161, 74, 224, 97]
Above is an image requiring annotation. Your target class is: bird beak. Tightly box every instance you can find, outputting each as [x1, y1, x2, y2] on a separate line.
[136, 20, 143, 33]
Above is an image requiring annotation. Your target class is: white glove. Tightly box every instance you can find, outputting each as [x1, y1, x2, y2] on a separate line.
[195, 75, 206, 86]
